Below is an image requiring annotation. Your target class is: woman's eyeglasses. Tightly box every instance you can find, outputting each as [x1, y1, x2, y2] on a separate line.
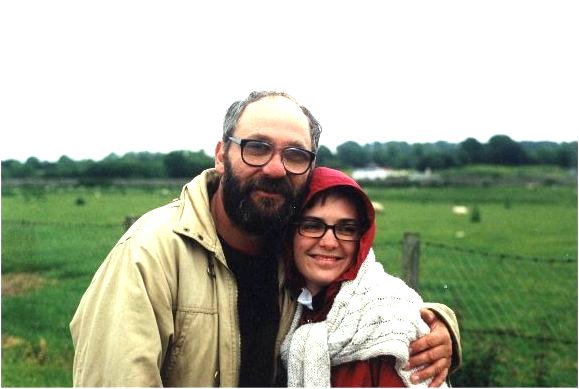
[295, 218, 362, 241]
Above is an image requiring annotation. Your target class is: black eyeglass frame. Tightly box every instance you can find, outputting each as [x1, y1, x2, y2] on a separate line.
[294, 219, 363, 242]
[228, 136, 316, 175]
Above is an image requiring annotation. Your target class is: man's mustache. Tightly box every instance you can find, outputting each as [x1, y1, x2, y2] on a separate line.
[250, 177, 293, 195]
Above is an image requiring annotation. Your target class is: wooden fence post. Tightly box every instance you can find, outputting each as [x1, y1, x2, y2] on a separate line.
[401, 232, 420, 291]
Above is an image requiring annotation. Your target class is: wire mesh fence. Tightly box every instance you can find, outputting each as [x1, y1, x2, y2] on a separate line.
[374, 237, 578, 387]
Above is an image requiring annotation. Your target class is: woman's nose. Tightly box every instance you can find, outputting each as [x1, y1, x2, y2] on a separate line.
[318, 228, 339, 248]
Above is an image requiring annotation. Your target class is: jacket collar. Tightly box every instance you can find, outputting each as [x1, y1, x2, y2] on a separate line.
[174, 168, 226, 264]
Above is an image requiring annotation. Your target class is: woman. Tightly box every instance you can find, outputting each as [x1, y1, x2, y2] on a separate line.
[280, 167, 443, 387]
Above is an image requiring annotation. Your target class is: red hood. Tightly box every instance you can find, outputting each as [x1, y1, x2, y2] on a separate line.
[286, 167, 376, 297]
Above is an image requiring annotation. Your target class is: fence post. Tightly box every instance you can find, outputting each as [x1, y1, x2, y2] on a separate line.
[401, 232, 420, 291]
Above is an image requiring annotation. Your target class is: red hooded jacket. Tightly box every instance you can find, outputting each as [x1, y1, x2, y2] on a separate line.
[286, 167, 405, 387]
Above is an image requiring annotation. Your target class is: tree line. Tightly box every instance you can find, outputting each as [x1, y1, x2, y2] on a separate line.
[319, 136, 577, 171]
[2, 135, 577, 180]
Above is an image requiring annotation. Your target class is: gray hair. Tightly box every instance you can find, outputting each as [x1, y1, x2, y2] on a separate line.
[222, 91, 322, 152]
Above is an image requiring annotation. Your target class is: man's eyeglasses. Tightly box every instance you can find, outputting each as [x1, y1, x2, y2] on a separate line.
[295, 218, 363, 242]
[228, 136, 316, 175]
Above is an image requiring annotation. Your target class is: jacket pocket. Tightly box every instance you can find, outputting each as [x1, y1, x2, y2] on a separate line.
[162, 309, 220, 386]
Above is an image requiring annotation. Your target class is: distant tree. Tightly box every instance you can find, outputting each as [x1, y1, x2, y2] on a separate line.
[383, 142, 414, 169]
[315, 145, 341, 168]
[57, 155, 75, 165]
[417, 152, 459, 171]
[86, 160, 133, 178]
[362, 144, 374, 164]
[77, 159, 97, 176]
[412, 143, 424, 166]
[371, 142, 389, 166]
[102, 153, 121, 162]
[520, 141, 559, 165]
[413, 143, 459, 170]
[19, 157, 45, 177]
[485, 135, 528, 165]
[336, 141, 370, 167]
[51, 155, 80, 177]
[164, 150, 213, 178]
[556, 142, 578, 169]
[122, 152, 166, 177]
[164, 151, 189, 178]
[459, 138, 485, 165]
[1, 159, 29, 178]
[24, 157, 42, 171]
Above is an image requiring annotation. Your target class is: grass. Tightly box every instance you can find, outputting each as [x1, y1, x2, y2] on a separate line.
[1, 182, 577, 386]
[366, 185, 577, 258]
[2, 185, 179, 387]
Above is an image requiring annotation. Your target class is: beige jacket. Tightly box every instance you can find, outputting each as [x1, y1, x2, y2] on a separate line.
[70, 168, 461, 387]
[70, 169, 295, 386]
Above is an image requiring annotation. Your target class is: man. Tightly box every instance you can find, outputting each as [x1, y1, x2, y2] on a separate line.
[70, 91, 460, 387]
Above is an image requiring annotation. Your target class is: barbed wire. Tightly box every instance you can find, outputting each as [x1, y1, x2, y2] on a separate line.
[422, 240, 576, 263]
[411, 236, 578, 386]
[2, 219, 123, 228]
[380, 238, 576, 264]
[467, 328, 577, 345]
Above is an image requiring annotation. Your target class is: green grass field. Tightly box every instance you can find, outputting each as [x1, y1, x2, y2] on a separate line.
[1, 182, 577, 386]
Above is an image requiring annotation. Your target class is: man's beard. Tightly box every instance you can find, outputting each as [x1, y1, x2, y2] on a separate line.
[222, 158, 310, 236]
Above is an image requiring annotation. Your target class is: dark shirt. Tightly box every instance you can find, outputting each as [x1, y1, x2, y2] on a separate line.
[220, 237, 280, 387]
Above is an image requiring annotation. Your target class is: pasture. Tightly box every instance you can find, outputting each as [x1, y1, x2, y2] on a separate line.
[1, 182, 577, 386]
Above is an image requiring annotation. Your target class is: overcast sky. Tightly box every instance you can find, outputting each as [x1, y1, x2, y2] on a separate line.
[1, 0, 578, 163]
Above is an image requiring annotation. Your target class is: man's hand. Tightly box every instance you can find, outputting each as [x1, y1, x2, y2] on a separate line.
[406, 308, 452, 387]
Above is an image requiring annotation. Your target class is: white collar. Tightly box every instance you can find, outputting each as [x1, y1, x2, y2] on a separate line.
[297, 287, 314, 310]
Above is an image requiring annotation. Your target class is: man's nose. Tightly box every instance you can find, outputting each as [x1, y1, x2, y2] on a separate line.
[261, 153, 287, 177]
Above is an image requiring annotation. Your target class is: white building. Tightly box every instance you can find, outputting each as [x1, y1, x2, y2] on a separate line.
[351, 166, 410, 181]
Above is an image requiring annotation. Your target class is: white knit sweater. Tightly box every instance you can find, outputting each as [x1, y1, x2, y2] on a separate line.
[280, 250, 443, 387]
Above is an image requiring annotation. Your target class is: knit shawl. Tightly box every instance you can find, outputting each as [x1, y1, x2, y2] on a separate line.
[280, 251, 439, 387]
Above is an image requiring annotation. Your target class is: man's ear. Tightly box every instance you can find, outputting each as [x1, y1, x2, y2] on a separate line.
[215, 141, 225, 174]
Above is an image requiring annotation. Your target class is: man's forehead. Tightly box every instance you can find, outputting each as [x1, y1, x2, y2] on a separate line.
[239, 96, 308, 124]
[235, 96, 312, 147]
